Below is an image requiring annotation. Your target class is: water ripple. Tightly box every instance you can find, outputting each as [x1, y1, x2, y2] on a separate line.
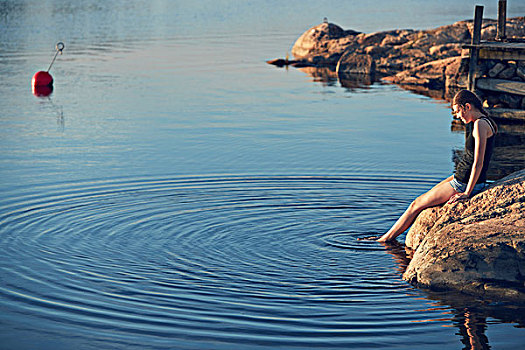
[0, 174, 456, 348]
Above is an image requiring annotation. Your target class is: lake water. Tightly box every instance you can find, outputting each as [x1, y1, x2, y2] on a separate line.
[1, 1, 525, 349]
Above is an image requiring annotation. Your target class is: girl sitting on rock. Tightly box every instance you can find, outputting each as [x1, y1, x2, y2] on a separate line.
[376, 89, 497, 243]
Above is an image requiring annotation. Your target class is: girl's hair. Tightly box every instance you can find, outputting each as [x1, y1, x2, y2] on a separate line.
[453, 89, 497, 133]
[453, 89, 488, 116]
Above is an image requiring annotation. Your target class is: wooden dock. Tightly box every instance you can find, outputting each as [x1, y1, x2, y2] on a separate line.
[463, 0, 525, 104]
[464, 41, 525, 61]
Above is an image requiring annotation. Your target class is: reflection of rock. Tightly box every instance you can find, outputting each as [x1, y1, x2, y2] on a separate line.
[403, 169, 525, 303]
[296, 66, 338, 84]
[383, 235, 525, 350]
[295, 66, 374, 90]
[338, 73, 373, 90]
[266, 58, 298, 67]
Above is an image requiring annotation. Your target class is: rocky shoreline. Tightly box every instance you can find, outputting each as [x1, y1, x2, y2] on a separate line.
[403, 169, 525, 303]
[268, 17, 525, 110]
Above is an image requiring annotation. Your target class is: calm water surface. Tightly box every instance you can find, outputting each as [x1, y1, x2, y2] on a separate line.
[1, 1, 525, 349]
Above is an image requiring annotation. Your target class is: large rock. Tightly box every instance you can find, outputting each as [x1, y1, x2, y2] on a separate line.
[336, 51, 375, 75]
[291, 22, 360, 66]
[383, 56, 461, 90]
[403, 169, 525, 302]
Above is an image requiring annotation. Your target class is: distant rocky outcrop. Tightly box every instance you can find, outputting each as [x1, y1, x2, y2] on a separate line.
[269, 17, 525, 108]
[286, 18, 524, 73]
[403, 169, 525, 303]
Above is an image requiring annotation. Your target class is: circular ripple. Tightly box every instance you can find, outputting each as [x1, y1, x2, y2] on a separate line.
[0, 174, 452, 348]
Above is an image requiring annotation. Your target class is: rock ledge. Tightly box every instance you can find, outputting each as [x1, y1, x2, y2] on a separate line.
[403, 169, 525, 302]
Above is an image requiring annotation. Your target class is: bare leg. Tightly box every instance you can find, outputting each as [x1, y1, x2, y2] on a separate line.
[377, 176, 456, 242]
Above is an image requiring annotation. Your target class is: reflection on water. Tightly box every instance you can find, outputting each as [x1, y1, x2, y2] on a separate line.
[297, 66, 339, 86]
[433, 293, 525, 350]
[294, 66, 524, 181]
[2, 173, 519, 349]
[2, 0, 525, 349]
[393, 83, 449, 101]
[0, 175, 457, 349]
[295, 66, 374, 91]
[383, 241, 525, 350]
[31, 83, 53, 97]
[44, 97, 65, 131]
[338, 73, 374, 91]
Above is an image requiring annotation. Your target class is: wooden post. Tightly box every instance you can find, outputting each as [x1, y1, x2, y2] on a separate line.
[497, 0, 507, 41]
[468, 5, 483, 91]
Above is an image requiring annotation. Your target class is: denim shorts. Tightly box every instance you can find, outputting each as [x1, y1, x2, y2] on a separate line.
[449, 176, 486, 195]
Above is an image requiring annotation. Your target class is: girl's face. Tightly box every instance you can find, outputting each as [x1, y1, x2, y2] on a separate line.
[451, 104, 465, 123]
[451, 103, 472, 123]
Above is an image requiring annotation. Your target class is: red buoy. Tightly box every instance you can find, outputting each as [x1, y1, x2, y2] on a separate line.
[31, 42, 64, 97]
[32, 71, 54, 87]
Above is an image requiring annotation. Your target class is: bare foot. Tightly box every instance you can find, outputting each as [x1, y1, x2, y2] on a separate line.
[376, 236, 396, 243]
[357, 235, 381, 241]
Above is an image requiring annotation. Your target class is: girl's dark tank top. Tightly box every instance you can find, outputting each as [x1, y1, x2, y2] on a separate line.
[455, 117, 497, 184]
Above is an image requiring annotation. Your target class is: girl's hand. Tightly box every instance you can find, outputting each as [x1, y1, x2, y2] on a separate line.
[448, 193, 469, 204]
